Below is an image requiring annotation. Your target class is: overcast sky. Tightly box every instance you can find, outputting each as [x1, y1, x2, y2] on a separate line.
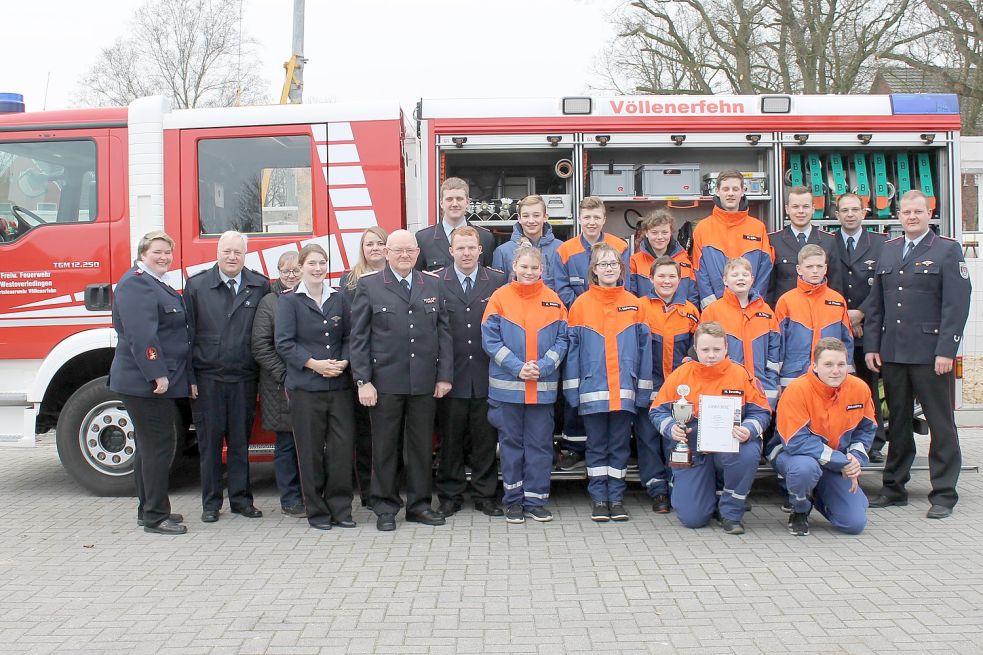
[7, 0, 621, 112]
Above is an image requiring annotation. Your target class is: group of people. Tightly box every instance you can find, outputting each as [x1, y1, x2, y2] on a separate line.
[109, 170, 971, 538]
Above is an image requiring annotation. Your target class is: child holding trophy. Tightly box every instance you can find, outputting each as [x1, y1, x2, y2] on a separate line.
[649, 322, 772, 534]
[635, 255, 700, 514]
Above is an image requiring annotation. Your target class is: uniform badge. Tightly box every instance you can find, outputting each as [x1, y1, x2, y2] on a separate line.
[617, 305, 639, 312]
[742, 234, 761, 242]
[331, 315, 342, 325]
[959, 262, 969, 279]
[147, 347, 158, 360]
[915, 260, 933, 267]
[722, 389, 743, 396]
[868, 278, 874, 286]
[245, 301, 251, 307]
[864, 260, 876, 266]
[754, 312, 772, 319]
[423, 297, 437, 304]
[676, 384, 690, 396]
[846, 403, 863, 410]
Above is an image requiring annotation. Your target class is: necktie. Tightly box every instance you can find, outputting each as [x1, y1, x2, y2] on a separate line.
[796, 233, 806, 247]
[225, 278, 237, 313]
[846, 236, 855, 257]
[904, 241, 915, 260]
[400, 278, 410, 296]
[463, 276, 473, 298]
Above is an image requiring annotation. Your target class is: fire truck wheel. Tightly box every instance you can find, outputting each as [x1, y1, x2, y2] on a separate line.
[55, 377, 178, 497]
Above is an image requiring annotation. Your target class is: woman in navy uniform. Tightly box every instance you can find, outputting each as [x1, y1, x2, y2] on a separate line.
[109, 231, 192, 535]
[276, 244, 357, 530]
[339, 226, 388, 507]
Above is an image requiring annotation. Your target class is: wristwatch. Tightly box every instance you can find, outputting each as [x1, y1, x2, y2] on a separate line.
[356, 380, 367, 387]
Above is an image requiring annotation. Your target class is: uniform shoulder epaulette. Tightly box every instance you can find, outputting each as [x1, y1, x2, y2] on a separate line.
[869, 230, 887, 236]
[187, 267, 210, 279]
[432, 266, 447, 273]
[768, 229, 782, 238]
[486, 266, 505, 274]
[939, 235, 957, 242]
[361, 269, 380, 276]
[885, 235, 902, 242]
[817, 227, 834, 235]
[134, 268, 144, 276]
[422, 269, 440, 277]
[471, 223, 492, 233]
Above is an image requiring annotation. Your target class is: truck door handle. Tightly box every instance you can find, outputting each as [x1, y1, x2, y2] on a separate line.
[84, 284, 112, 311]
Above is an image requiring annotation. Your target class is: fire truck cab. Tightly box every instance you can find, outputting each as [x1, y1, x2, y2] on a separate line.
[0, 97, 413, 494]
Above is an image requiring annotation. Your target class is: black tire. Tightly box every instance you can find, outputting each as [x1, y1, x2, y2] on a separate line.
[55, 377, 178, 497]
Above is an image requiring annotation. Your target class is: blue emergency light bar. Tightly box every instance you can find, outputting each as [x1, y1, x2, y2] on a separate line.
[890, 93, 959, 115]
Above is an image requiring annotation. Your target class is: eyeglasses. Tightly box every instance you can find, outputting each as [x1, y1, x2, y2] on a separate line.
[388, 248, 419, 256]
[279, 268, 301, 276]
[594, 261, 620, 270]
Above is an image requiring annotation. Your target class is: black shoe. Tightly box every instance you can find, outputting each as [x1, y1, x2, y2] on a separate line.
[309, 520, 332, 530]
[201, 510, 220, 523]
[609, 502, 630, 522]
[780, 499, 794, 514]
[558, 449, 585, 471]
[788, 511, 810, 536]
[331, 518, 357, 528]
[376, 513, 396, 531]
[474, 500, 504, 517]
[591, 501, 610, 522]
[869, 493, 908, 508]
[144, 518, 188, 535]
[651, 494, 670, 514]
[719, 517, 745, 535]
[926, 505, 952, 519]
[524, 507, 553, 522]
[504, 504, 525, 524]
[137, 512, 183, 527]
[281, 504, 307, 518]
[868, 449, 885, 463]
[406, 509, 446, 526]
[232, 505, 263, 518]
[436, 500, 462, 517]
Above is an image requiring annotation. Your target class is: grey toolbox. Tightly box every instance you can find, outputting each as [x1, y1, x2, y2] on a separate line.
[636, 163, 701, 196]
[588, 162, 635, 196]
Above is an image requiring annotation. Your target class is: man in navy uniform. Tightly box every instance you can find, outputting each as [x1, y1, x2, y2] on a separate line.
[435, 226, 507, 517]
[828, 192, 889, 461]
[767, 186, 842, 306]
[415, 177, 495, 272]
[864, 190, 972, 519]
[350, 229, 454, 531]
[185, 231, 270, 523]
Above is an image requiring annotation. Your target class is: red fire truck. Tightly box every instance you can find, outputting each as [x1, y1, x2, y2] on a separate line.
[0, 93, 965, 494]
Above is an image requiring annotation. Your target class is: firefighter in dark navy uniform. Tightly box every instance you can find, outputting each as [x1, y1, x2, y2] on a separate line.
[109, 231, 192, 535]
[434, 226, 507, 517]
[827, 192, 888, 460]
[767, 186, 842, 306]
[415, 177, 495, 272]
[350, 229, 454, 531]
[864, 190, 972, 519]
[185, 230, 271, 523]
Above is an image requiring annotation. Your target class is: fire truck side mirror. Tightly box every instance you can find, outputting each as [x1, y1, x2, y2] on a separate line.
[84, 284, 112, 312]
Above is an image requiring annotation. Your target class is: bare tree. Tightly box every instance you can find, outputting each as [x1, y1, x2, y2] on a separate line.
[877, 0, 982, 134]
[79, 0, 268, 108]
[595, 0, 913, 95]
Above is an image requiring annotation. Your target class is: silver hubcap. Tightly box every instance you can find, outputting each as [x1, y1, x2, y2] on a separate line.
[77, 401, 136, 476]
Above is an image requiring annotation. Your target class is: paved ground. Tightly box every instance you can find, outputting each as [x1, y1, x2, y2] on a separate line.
[1, 428, 982, 655]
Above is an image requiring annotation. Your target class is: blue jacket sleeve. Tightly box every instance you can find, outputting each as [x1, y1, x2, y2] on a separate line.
[535, 319, 568, 378]
[481, 313, 525, 378]
[563, 325, 580, 406]
[752, 250, 773, 300]
[784, 426, 851, 471]
[551, 252, 576, 307]
[740, 399, 772, 440]
[635, 322, 654, 408]
[115, 277, 168, 382]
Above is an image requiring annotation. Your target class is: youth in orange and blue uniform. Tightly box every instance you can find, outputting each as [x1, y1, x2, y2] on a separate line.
[628, 238, 699, 306]
[699, 288, 782, 408]
[692, 199, 774, 309]
[551, 231, 629, 455]
[563, 285, 652, 504]
[775, 278, 853, 387]
[634, 289, 700, 498]
[649, 357, 771, 528]
[766, 371, 875, 534]
[482, 279, 568, 510]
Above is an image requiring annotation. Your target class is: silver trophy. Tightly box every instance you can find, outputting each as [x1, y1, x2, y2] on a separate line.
[670, 384, 694, 467]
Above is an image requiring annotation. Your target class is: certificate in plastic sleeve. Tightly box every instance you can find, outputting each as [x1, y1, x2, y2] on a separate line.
[696, 394, 741, 453]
